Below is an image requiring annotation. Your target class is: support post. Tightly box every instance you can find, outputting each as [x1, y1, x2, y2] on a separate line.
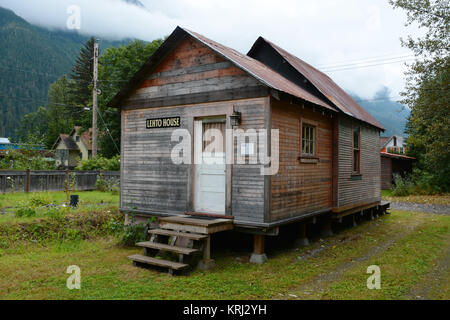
[295, 223, 309, 247]
[197, 236, 215, 271]
[352, 215, 357, 228]
[25, 168, 30, 193]
[250, 234, 268, 264]
[320, 217, 334, 238]
[92, 41, 99, 158]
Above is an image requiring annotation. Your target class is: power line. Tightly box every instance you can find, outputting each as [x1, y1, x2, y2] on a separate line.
[321, 58, 417, 72]
[316, 53, 415, 69]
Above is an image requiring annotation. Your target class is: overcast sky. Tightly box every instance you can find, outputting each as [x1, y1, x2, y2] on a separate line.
[0, 0, 421, 99]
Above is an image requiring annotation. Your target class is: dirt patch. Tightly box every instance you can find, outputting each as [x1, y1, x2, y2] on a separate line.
[390, 202, 450, 215]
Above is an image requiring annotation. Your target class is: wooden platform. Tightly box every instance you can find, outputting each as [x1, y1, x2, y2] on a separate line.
[159, 215, 233, 235]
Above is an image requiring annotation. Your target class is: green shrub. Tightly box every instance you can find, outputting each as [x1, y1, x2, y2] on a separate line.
[46, 207, 66, 220]
[76, 155, 120, 171]
[29, 193, 53, 208]
[110, 215, 148, 246]
[15, 207, 36, 218]
[96, 174, 120, 194]
[391, 174, 414, 196]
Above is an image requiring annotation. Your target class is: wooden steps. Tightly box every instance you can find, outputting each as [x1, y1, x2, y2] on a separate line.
[127, 254, 188, 270]
[129, 215, 233, 274]
[149, 228, 208, 241]
[136, 241, 200, 255]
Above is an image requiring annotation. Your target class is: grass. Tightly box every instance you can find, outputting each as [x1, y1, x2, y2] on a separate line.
[0, 210, 448, 300]
[382, 191, 450, 205]
[0, 191, 119, 209]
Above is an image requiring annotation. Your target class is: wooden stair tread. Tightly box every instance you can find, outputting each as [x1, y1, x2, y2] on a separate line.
[149, 229, 207, 240]
[160, 215, 233, 227]
[136, 242, 200, 255]
[127, 254, 188, 270]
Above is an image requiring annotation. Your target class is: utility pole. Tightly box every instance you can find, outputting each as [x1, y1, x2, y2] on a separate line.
[92, 40, 99, 157]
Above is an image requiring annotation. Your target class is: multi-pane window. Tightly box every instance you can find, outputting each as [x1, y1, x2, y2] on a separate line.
[302, 124, 316, 156]
[353, 126, 360, 173]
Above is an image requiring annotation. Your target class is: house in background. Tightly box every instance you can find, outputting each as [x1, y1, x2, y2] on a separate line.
[380, 135, 416, 190]
[52, 127, 93, 169]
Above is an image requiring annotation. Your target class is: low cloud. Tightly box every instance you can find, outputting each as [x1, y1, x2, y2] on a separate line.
[0, 0, 417, 99]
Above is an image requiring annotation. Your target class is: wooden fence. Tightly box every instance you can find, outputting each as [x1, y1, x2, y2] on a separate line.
[0, 170, 120, 193]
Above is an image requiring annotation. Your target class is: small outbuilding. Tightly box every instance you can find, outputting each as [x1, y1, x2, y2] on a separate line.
[109, 27, 389, 272]
[380, 135, 415, 190]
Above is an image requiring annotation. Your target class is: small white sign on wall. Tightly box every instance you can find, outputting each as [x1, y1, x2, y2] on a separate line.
[241, 143, 255, 156]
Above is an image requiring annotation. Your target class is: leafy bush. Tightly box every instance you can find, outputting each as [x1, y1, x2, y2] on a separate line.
[391, 170, 442, 196]
[76, 155, 120, 171]
[110, 215, 149, 246]
[95, 174, 120, 194]
[391, 174, 414, 196]
[15, 207, 36, 218]
[29, 193, 53, 208]
[0, 149, 55, 170]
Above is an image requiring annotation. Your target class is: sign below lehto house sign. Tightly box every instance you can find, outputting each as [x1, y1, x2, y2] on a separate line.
[146, 117, 181, 129]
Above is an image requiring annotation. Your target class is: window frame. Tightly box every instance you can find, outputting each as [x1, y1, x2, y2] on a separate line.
[352, 124, 361, 174]
[300, 118, 318, 158]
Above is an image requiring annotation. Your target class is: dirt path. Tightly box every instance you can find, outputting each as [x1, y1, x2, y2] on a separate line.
[284, 217, 423, 300]
[390, 202, 449, 215]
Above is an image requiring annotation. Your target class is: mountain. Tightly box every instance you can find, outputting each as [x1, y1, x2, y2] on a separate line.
[353, 88, 410, 137]
[0, 7, 127, 139]
[123, 0, 146, 8]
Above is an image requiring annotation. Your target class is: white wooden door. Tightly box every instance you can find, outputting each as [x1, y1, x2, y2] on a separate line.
[194, 118, 226, 214]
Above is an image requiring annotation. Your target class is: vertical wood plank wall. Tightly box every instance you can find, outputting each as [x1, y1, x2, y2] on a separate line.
[337, 116, 381, 207]
[380, 156, 393, 190]
[269, 100, 333, 222]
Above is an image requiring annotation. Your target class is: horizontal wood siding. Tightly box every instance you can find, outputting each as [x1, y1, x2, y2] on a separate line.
[121, 98, 268, 220]
[125, 37, 265, 109]
[121, 36, 268, 221]
[269, 100, 333, 222]
[337, 116, 381, 207]
[381, 156, 392, 190]
[232, 101, 267, 223]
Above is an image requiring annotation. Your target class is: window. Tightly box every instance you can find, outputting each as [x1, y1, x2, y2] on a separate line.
[353, 125, 361, 173]
[75, 136, 80, 142]
[302, 124, 316, 156]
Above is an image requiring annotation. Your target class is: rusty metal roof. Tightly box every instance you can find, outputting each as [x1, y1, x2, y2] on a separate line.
[108, 27, 336, 112]
[249, 37, 384, 130]
[183, 28, 337, 112]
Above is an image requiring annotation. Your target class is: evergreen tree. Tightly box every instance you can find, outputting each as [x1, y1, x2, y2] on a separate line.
[390, 0, 450, 191]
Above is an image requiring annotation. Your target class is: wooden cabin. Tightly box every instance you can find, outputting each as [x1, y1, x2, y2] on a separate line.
[380, 136, 415, 190]
[109, 27, 388, 272]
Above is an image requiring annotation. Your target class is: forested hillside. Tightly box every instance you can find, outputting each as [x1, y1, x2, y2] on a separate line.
[353, 88, 410, 137]
[0, 7, 125, 139]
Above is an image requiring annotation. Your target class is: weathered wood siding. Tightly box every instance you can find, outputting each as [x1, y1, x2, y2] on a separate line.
[120, 36, 269, 222]
[121, 98, 268, 220]
[381, 156, 392, 190]
[124, 37, 267, 110]
[269, 100, 333, 222]
[337, 116, 381, 207]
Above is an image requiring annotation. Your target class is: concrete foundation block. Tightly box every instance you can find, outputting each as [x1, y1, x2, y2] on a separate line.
[197, 259, 216, 271]
[250, 253, 268, 264]
[295, 237, 310, 247]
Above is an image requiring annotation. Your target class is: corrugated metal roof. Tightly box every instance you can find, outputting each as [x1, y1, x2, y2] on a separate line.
[252, 38, 384, 130]
[184, 28, 337, 112]
[60, 134, 79, 151]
